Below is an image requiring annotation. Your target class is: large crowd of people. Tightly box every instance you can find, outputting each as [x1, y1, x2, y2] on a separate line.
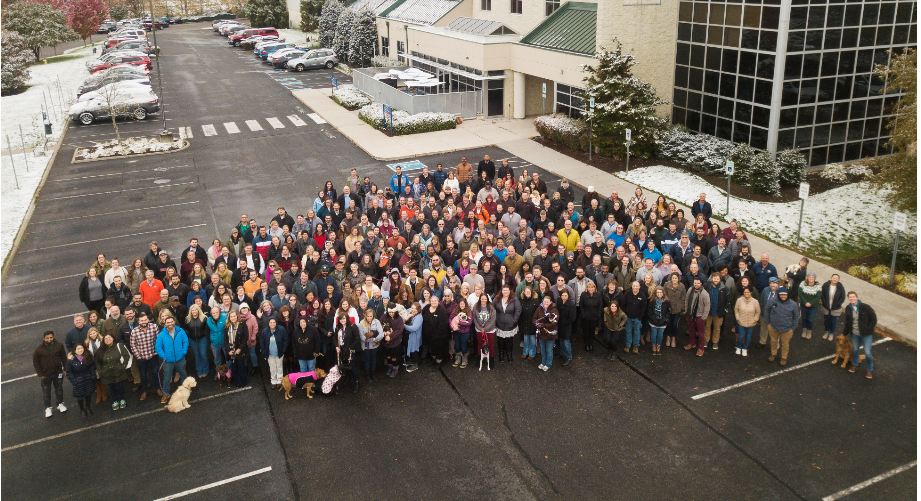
[33, 157, 879, 418]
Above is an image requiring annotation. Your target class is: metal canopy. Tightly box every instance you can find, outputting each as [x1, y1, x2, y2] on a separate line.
[397, 53, 506, 81]
[445, 16, 518, 36]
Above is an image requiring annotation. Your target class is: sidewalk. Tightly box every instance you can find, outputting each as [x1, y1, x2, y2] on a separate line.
[295, 89, 917, 344]
[291, 88, 537, 161]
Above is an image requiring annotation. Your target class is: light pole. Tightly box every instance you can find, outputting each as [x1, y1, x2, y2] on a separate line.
[624, 129, 632, 173]
[588, 97, 594, 161]
[149, 0, 170, 142]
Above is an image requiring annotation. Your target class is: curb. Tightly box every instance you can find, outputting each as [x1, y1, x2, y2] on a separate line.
[1, 124, 69, 284]
[71, 139, 190, 163]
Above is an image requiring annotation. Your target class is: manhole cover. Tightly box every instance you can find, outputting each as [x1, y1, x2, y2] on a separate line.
[154, 179, 170, 184]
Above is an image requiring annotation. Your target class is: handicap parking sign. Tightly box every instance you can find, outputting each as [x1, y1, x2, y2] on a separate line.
[387, 160, 426, 172]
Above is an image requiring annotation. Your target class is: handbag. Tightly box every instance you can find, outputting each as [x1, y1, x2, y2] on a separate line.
[117, 343, 133, 369]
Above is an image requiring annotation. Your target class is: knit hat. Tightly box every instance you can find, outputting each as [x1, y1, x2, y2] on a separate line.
[807, 271, 817, 279]
[777, 287, 789, 295]
[381, 291, 390, 299]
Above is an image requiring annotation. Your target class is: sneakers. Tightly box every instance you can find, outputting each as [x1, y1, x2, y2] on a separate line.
[742, 349, 748, 357]
[406, 363, 418, 373]
[768, 355, 776, 362]
[537, 364, 546, 370]
[695, 349, 704, 357]
[736, 348, 742, 355]
[119, 400, 126, 409]
[57, 403, 67, 414]
[541, 365, 550, 372]
[45, 407, 53, 418]
[112, 402, 119, 411]
[161, 394, 169, 404]
[866, 371, 873, 379]
[562, 358, 572, 366]
[848, 365, 857, 373]
[712, 344, 719, 350]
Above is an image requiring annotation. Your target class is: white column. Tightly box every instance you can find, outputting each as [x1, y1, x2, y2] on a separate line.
[513, 71, 526, 119]
[767, 0, 793, 159]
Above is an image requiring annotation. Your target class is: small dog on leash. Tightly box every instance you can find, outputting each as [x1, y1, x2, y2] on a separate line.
[279, 368, 328, 399]
[167, 377, 197, 413]
[216, 364, 232, 388]
[832, 334, 867, 368]
[479, 345, 490, 371]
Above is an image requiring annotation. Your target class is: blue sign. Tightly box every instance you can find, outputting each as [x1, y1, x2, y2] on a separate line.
[331, 76, 338, 91]
[382, 104, 393, 135]
[386, 160, 426, 172]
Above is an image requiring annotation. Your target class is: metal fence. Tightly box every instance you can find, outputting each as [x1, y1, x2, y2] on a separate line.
[352, 67, 482, 119]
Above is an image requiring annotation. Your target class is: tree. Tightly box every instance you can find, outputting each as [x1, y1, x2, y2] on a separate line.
[348, 8, 375, 68]
[580, 38, 668, 160]
[729, 143, 758, 187]
[244, 0, 289, 28]
[67, 0, 110, 45]
[317, 0, 342, 50]
[332, 8, 356, 60]
[868, 48, 917, 214]
[775, 148, 807, 187]
[299, 0, 323, 32]
[748, 151, 781, 196]
[109, 4, 132, 21]
[3, 2, 79, 59]
[1, 31, 36, 96]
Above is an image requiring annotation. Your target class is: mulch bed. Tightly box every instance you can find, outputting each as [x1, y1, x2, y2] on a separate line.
[532, 136, 856, 203]
[830, 253, 916, 301]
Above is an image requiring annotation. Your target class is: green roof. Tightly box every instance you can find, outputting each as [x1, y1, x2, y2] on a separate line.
[519, 2, 597, 55]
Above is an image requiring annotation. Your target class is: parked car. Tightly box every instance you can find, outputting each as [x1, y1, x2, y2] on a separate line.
[78, 80, 152, 101]
[229, 28, 278, 46]
[69, 87, 160, 125]
[157, 18, 170, 27]
[104, 40, 158, 56]
[93, 65, 150, 78]
[286, 49, 338, 71]
[89, 54, 151, 73]
[270, 49, 307, 69]
[110, 29, 146, 39]
[258, 42, 293, 59]
[87, 50, 148, 68]
[169, 17, 183, 24]
[97, 23, 117, 34]
[214, 19, 239, 31]
[78, 73, 150, 96]
[221, 24, 248, 36]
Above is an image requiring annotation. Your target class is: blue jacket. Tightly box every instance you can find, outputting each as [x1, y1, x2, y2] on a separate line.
[432, 169, 447, 190]
[155, 326, 189, 363]
[390, 173, 410, 194]
[207, 314, 227, 346]
[765, 297, 800, 333]
[259, 326, 289, 357]
[643, 247, 662, 264]
[752, 262, 778, 292]
[187, 288, 207, 307]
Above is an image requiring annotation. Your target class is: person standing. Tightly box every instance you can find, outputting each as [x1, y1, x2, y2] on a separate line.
[423, 295, 450, 369]
[357, 309, 384, 379]
[798, 272, 822, 340]
[757, 277, 781, 348]
[602, 301, 627, 359]
[704, 273, 729, 349]
[223, 310, 250, 388]
[764, 287, 800, 366]
[621, 281, 647, 354]
[477, 154, 496, 181]
[96, 334, 131, 411]
[684, 278, 710, 357]
[820, 274, 847, 341]
[260, 317, 289, 389]
[155, 316, 189, 404]
[473, 294, 497, 366]
[494, 285, 521, 363]
[65, 314, 91, 354]
[66, 344, 96, 418]
[647, 287, 670, 355]
[733, 287, 761, 357]
[78, 267, 107, 316]
[534, 296, 559, 371]
[130, 312, 162, 401]
[578, 281, 603, 352]
[843, 292, 877, 379]
[33, 330, 68, 418]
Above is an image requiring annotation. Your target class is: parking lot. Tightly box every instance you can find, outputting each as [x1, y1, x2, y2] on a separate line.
[1, 22, 915, 501]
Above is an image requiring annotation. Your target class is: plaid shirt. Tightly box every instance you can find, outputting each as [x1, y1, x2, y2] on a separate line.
[131, 323, 160, 360]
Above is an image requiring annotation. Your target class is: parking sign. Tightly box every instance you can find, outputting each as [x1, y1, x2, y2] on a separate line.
[893, 212, 907, 232]
[542, 83, 546, 98]
[625, 129, 632, 141]
[799, 182, 810, 199]
[725, 160, 734, 175]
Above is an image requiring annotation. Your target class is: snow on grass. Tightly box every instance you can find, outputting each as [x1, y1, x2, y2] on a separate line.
[616, 165, 918, 260]
[1, 42, 100, 266]
[277, 29, 318, 47]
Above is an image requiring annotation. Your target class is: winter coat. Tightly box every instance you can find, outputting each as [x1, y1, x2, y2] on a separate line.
[603, 308, 627, 332]
[358, 319, 385, 350]
[155, 326, 189, 363]
[65, 325, 91, 354]
[752, 262, 778, 292]
[621, 289, 648, 320]
[472, 303, 497, 333]
[533, 304, 559, 341]
[843, 301, 876, 338]
[734, 296, 762, 328]
[664, 281, 687, 315]
[820, 281, 847, 316]
[293, 324, 320, 359]
[647, 298, 671, 327]
[705, 282, 730, 318]
[240, 311, 260, 347]
[765, 297, 801, 333]
[223, 322, 249, 360]
[259, 326, 290, 358]
[556, 299, 575, 340]
[33, 340, 67, 377]
[685, 286, 711, 320]
[579, 291, 604, 322]
[381, 313, 405, 349]
[422, 305, 450, 344]
[185, 316, 208, 341]
[707, 246, 732, 270]
[494, 295, 522, 331]
[207, 315, 227, 346]
[78, 276, 106, 308]
[518, 295, 540, 336]
[97, 342, 131, 385]
[798, 282, 822, 308]
[66, 354, 96, 399]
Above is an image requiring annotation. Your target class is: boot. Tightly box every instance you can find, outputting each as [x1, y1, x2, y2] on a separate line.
[353, 379, 360, 394]
[801, 329, 809, 339]
[78, 399, 87, 417]
[85, 399, 93, 416]
[805, 329, 812, 340]
[460, 353, 468, 369]
[98, 381, 108, 402]
[452, 354, 461, 367]
[507, 350, 513, 363]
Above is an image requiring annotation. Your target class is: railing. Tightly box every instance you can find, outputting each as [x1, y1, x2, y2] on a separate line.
[352, 67, 482, 119]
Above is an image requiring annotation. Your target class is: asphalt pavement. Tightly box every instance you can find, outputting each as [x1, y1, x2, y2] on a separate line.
[1, 23, 915, 501]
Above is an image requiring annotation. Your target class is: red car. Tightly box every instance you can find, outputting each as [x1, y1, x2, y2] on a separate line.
[90, 55, 151, 74]
[228, 27, 278, 46]
[104, 37, 135, 50]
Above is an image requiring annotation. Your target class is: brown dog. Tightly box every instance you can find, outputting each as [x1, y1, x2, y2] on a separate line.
[216, 364, 232, 388]
[279, 368, 327, 400]
[832, 335, 867, 368]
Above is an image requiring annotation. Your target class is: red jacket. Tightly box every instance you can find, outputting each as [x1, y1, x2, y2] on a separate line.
[139, 279, 165, 308]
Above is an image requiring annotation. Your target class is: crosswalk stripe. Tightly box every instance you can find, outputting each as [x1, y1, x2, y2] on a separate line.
[183, 127, 193, 138]
[202, 124, 217, 136]
[307, 113, 326, 125]
[287, 115, 307, 127]
[266, 117, 285, 129]
[224, 122, 240, 134]
[246, 120, 263, 131]
[178, 127, 188, 139]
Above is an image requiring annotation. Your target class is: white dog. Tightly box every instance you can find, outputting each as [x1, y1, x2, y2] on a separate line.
[479, 345, 490, 371]
[167, 376, 197, 413]
[784, 264, 801, 289]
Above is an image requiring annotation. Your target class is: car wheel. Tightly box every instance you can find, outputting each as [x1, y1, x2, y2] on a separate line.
[296, 64, 305, 72]
[133, 107, 148, 120]
[234, 40, 240, 46]
[325, 61, 335, 69]
[79, 112, 95, 125]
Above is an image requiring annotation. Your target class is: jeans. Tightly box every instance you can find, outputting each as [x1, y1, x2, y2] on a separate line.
[824, 314, 839, 334]
[248, 345, 259, 368]
[736, 325, 754, 349]
[136, 356, 161, 393]
[363, 348, 378, 374]
[211, 345, 225, 367]
[850, 334, 873, 371]
[40, 374, 64, 408]
[801, 305, 818, 330]
[625, 318, 642, 347]
[454, 331, 470, 355]
[230, 356, 248, 387]
[650, 326, 665, 345]
[107, 381, 126, 403]
[539, 339, 554, 368]
[189, 337, 210, 376]
[603, 327, 624, 351]
[667, 313, 682, 339]
[298, 359, 316, 373]
[160, 359, 188, 396]
[522, 335, 536, 357]
[560, 339, 572, 361]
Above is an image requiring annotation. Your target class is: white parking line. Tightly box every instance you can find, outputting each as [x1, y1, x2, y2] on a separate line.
[202, 124, 217, 136]
[246, 120, 263, 131]
[1, 387, 252, 452]
[178, 127, 193, 139]
[4, 272, 84, 287]
[31, 201, 200, 224]
[691, 338, 892, 400]
[44, 182, 195, 201]
[38, 223, 207, 251]
[306, 113, 326, 124]
[822, 461, 917, 501]
[287, 115, 307, 126]
[0, 313, 86, 331]
[223, 122, 240, 134]
[266, 117, 285, 129]
[1, 374, 36, 385]
[152, 466, 273, 500]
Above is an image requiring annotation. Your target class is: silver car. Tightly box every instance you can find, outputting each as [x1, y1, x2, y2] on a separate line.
[286, 49, 338, 72]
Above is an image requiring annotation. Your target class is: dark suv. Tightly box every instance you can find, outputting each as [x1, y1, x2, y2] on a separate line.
[228, 27, 278, 46]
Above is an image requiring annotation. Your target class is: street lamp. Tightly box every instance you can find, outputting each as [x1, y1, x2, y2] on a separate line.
[150, 0, 171, 142]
